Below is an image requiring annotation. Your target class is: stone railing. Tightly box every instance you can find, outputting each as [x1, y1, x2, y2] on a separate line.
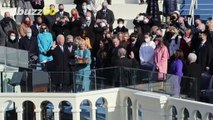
[0, 88, 212, 120]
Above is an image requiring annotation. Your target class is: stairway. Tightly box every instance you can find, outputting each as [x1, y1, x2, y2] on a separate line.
[180, 0, 213, 20]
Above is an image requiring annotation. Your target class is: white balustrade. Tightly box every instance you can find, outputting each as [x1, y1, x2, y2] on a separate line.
[0, 88, 212, 120]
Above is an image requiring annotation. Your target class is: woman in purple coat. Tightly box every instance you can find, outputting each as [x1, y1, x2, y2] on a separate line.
[169, 49, 184, 96]
[169, 49, 184, 82]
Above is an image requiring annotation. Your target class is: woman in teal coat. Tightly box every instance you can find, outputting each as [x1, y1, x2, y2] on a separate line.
[74, 38, 91, 92]
[38, 24, 53, 70]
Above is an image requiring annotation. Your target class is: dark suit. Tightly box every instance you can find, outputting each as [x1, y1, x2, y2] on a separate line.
[182, 62, 202, 100]
[31, 24, 40, 37]
[52, 22, 70, 38]
[113, 26, 129, 34]
[113, 57, 139, 86]
[19, 36, 39, 56]
[126, 41, 141, 62]
[196, 41, 212, 72]
[82, 19, 96, 45]
[55, 11, 70, 19]
[96, 9, 115, 30]
[47, 45, 71, 91]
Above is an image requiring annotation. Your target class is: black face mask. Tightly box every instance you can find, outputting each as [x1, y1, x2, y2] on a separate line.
[167, 32, 175, 39]
[67, 42, 73, 47]
[59, 8, 64, 12]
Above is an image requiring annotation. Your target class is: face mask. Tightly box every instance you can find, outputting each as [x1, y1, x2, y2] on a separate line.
[67, 42, 73, 47]
[24, 21, 31, 25]
[82, 5, 87, 10]
[152, 35, 157, 41]
[73, 13, 78, 19]
[86, 17, 91, 21]
[59, 8, 64, 12]
[130, 38, 136, 42]
[118, 24, 124, 28]
[27, 32, 32, 39]
[145, 38, 150, 43]
[4, 17, 11, 23]
[100, 22, 106, 27]
[10, 36, 16, 41]
[102, 5, 107, 10]
[143, 18, 149, 24]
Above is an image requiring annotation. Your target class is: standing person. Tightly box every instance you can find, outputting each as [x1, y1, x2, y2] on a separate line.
[139, 32, 156, 71]
[19, 16, 33, 37]
[96, 1, 115, 31]
[182, 53, 202, 100]
[52, 16, 70, 38]
[74, 38, 91, 92]
[196, 31, 212, 73]
[31, 16, 43, 37]
[126, 32, 141, 62]
[6, 31, 19, 49]
[113, 18, 129, 34]
[37, 23, 53, 71]
[0, 12, 18, 41]
[146, 0, 161, 27]
[154, 36, 170, 80]
[168, 50, 184, 96]
[55, 4, 70, 19]
[47, 35, 71, 92]
[19, 28, 39, 67]
[70, 8, 82, 37]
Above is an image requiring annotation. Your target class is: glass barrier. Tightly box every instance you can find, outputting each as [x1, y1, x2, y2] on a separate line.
[0, 66, 199, 100]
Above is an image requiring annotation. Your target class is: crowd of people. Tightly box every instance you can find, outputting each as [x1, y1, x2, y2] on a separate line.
[0, 0, 212, 102]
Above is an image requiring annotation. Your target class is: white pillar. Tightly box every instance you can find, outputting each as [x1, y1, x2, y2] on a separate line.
[35, 108, 41, 120]
[72, 108, 81, 120]
[91, 106, 97, 120]
[106, 106, 117, 120]
[16, 107, 23, 120]
[53, 108, 60, 120]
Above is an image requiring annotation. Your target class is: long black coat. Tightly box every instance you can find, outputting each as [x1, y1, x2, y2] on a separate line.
[146, 0, 161, 27]
[19, 36, 39, 56]
[182, 62, 202, 100]
[196, 41, 212, 72]
[47, 45, 71, 85]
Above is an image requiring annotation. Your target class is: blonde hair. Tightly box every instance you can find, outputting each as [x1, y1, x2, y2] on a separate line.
[78, 39, 86, 46]
[168, 26, 179, 35]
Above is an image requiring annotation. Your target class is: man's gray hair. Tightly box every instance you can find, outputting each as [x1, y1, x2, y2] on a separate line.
[188, 53, 197, 63]
[118, 48, 126, 58]
[56, 34, 65, 43]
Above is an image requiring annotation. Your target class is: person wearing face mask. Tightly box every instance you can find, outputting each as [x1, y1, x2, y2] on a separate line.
[19, 28, 39, 68]
[37, 23, 53, 71]
[133, 13, 153, 35]
[139, 32, 156, 70]
[78, 2, 94, 21]
[96, 1, 115, 31]
[70, 8, 82, 37]
[19, 16, 32, 37]
[113, 18, 129, 35]
[6, 31, 19, 49]
[126, 32, 141, 62]
[81, 11, 96, 46]
[56, 4, 70, 19]
[52, 16, 70, 38]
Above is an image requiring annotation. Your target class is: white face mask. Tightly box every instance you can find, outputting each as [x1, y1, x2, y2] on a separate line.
[86, 17, 91, 21]
[118, 23, 124, 28]
[145, 38, 150, 43]
[27, 32, 32, 39]
[10, 36, 16, 41]
[100, 22, 106, 27]
[82, 5, 87, 10]
[143, 18, 149, 24]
